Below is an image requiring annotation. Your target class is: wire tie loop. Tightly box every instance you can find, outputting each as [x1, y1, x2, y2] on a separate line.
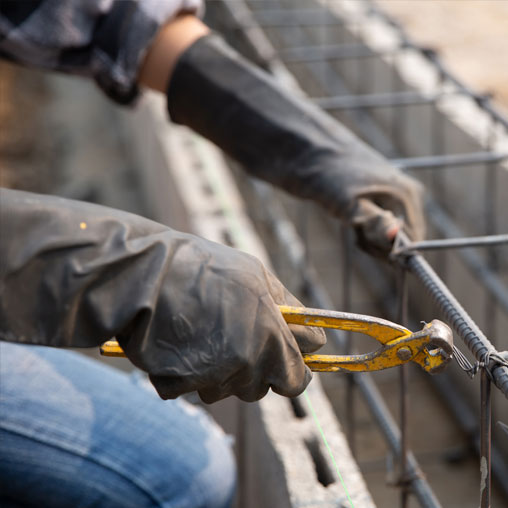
[453, 346, 508, 381]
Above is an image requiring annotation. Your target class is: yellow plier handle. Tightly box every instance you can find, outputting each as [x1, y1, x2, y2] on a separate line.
[100, 305, 453, 374]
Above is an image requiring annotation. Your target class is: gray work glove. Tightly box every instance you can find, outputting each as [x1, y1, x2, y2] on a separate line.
[167, 34, 424, 256]
[0, 189, 325, 403]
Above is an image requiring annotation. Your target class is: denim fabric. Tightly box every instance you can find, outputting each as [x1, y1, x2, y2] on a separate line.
[0, 342, 236, 508]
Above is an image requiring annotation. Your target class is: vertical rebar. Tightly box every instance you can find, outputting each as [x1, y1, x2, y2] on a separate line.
[483, 123, 498, 506]
[480, 369, 492, 508]
[237, 402, 248, 508]
[484, 122, 498, 345]
[400, 363, 410, 508]
[431, 72, 445, 197]
[431, 71, 448, 280]
[397, 268, 410, 507]
[389, 54, 398, 153]
[342, 225, 356, 457]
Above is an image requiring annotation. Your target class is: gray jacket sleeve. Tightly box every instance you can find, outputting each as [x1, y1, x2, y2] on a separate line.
[0, 188, 171, 347]
[0, 0, 202, 104]
[167, 34, 425, 254]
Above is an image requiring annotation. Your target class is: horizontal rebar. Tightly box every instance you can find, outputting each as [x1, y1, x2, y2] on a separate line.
[391, 151, 508, 170]
[395, 233, 508, 398]
[279, 43, 387, 62]
[426, 204, 508, 316]
[313, 90, 452, 110]
[394, 234, 508, 254]
[253, 8, 344, 28]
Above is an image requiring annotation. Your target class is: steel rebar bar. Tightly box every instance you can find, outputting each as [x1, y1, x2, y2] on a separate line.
[280, 42, 385, 62]
[480, 370, 492, 508]
[393, 234, 508, 254]
[314, 90, 454, 110]
[391, 152, 508, 170]
[397, 233, 508, 398]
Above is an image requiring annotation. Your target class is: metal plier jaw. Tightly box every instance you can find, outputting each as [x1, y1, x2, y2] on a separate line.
[279, 306, 453, 374]
[100, 306, 453, 374]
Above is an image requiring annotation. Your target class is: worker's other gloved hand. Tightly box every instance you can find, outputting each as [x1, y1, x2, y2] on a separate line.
[167, 34, 424, 256]
[350, 199, 404, 257]
[0, 189, 325, 403]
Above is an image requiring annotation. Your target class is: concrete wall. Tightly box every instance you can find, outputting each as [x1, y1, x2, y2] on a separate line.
[121, 93, 375, 507]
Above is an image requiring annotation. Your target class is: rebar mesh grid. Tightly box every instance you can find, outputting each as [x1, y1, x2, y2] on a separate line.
[208, 1, 508, 506]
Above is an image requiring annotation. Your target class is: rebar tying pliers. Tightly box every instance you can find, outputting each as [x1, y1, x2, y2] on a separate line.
[100, 306, 453, 374]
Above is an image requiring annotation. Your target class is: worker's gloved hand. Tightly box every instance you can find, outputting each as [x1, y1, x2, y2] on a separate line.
[167, 34, 424, 256]
[0, 189, 325, 403]
[142, 238, 325, 403]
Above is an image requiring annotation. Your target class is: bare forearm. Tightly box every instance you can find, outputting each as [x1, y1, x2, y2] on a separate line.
[138, 14, 209, 93]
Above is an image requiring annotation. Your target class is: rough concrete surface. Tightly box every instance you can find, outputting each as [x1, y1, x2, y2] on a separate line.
[124, 95, 376, 507]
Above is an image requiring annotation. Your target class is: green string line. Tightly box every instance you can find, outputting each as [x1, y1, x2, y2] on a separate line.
[196, 133, 356, 506]
[193, 136, 251, 252]
[303, 390, 355, 508]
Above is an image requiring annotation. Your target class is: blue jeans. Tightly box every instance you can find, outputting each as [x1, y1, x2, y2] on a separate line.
[0, 342, 236, 508]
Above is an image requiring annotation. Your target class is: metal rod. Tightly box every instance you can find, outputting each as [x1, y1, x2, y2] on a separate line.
[279, 42, 393, 62]
[391, 152, 508, 170]
[253, 8, 345, 28]
[396, 48, 408, 155]
[342, 226, 356, 457]
[314, 90, 452, 110]
[426, 204, 508, 316]
[430, 75, 446, 201]
[394, 234, 508, 254]
[429, 74, 449, 284]
[400, 365, 410, 507]
[345, 373, 356, 456]
[480, 369, 492, 508]
[398, 233, 508, 398]
[484, 161, 499, 344]
[398, 269, 410, 507]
